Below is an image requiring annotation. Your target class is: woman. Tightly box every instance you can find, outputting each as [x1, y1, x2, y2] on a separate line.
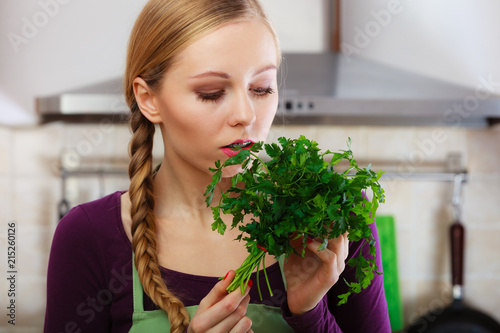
[45, 0, 390, 332]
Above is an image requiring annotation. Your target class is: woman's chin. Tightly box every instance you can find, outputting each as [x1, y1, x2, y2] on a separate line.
[220, 164, 244, 178]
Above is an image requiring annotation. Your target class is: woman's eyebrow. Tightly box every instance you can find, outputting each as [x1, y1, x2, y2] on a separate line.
[189, 71, 230, 79]
[188, 65, 277, 80]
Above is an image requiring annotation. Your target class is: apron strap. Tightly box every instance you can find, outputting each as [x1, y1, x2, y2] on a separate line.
[132, 252, 145, 312]
[278, 255, 287, 290]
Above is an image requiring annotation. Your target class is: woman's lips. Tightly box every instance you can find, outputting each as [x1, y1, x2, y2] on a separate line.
[221, 140, 254, 157]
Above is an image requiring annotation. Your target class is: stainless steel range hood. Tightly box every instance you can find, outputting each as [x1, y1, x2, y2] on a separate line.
[275, 53, 500, 127]
[37, 78, 129, 123]
[37, 53, 500, 126]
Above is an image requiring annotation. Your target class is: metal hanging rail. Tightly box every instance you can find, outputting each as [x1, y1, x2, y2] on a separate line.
[56, 151, 468, 219]
[379, 171, 468, 182]
[60, 168, 128, 177]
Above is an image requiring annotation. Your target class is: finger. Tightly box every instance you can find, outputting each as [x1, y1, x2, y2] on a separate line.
[305, 238, 335, 264]
[306, 234, 347, 268]
[330, 233, 348, 270]
[343, 233, 349, 261]
[219, 294, 252, 333]
[328, 233, 346, 258]
[288, 233, 305, 251]
[197, 282, 252, 329]
[227, 315, 252, 333]
[332, 232, 349, 262]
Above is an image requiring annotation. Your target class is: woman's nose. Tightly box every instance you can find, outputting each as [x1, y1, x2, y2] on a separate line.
[228, 90, 256, 127]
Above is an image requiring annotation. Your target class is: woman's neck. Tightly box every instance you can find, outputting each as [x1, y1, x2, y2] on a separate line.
[152, 156, 231, 228]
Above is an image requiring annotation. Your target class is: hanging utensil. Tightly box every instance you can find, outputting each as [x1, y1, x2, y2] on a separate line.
[406, 174, 500, 332]
[58, 169, 70, 220]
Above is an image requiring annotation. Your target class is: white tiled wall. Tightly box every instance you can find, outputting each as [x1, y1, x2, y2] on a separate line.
[1, 122, 499, 331]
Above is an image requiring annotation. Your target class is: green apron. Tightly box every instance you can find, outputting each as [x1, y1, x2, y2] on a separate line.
[129, 254, 293, 332]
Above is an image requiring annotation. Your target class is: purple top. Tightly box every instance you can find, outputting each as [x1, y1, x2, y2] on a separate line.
[44, 191, 390, 332]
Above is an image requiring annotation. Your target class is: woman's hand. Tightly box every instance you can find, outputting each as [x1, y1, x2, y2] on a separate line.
[187, 270, 253, 333]
[283, 232, 349, 316]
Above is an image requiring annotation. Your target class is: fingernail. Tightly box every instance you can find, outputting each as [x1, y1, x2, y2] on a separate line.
[223, 271, 230, 280]
[248, 280, 253, 288]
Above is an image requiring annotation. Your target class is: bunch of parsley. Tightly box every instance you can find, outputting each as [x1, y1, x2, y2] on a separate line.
[205, 136, 385, 305]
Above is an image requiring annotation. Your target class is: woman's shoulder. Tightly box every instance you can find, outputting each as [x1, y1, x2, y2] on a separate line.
[53, 191, 129, 252]
[46, 191, 134, 332]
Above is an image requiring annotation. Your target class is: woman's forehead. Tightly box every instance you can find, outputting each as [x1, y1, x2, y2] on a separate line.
[167, 20, 279, 78]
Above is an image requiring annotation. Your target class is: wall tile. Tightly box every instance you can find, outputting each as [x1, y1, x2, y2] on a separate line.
[15, 276, 46, 329]
[313, 126, 367, 156]
[66, 177, 132, 210]
[13, 176, 60, 227]
[412, 181, 451, 230]
[17, 225, 52, 278]
[464, 229, 500, 276]
[13, 124, 63, 177]
[365, 127, 417, 162]
[67, 176, 129, 207]
[1, 233, 41, 331]
[103, 177, 130, 196]
[0, 267, 9, 330]
[112, 124, 132, 159]
[467, 129, 500, 174]
[376, 180, 416, 229]
[1, 328, 41, 333]
[462, 176, 500, 227]
[464, 278, 500, 323]
[365, 127, 468, 174]
[268, 125, 318, 144]
[63, 123, 115, 162]
[394, 229, 417, 280]
[0, 177, 14, 223]
[0, 126, 12, 175]
[64, 177, 101, 209]
[415, 226, 450, 279]
[413, 127, 468, 165]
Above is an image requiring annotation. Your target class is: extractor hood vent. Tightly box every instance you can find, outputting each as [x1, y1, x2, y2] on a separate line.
[37, 53, 500, 126]
[275, 53, 500, 127]
[37, 78, 128, 123]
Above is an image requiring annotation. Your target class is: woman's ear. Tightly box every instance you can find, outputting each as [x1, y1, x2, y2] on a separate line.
[132, 77, 162, 123]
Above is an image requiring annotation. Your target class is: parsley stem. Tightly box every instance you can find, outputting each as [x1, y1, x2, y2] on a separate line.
[262, 254, 273, 297]
[225, 249, 270, 300]
[256, 260, 262, 300]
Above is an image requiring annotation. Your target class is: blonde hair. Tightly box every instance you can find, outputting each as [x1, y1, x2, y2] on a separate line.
[125, 0, 280, 331]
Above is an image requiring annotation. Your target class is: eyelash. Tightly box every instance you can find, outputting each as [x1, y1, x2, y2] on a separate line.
[196, 87, 275, 103]
[253, 87, 275, 97]
[197, 91, 226, 103]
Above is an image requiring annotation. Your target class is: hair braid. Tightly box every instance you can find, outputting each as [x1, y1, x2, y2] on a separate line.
[128, 109, 190, 332]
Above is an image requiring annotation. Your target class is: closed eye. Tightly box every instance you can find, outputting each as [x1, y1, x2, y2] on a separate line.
[251, 87, 275, 97]
[196, 90, 225, 103]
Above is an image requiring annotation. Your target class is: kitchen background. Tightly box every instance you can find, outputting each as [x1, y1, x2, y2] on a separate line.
[1, 0, 500, 332]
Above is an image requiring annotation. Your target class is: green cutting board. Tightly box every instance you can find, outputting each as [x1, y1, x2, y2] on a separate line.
[376, 216, 404, 331]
